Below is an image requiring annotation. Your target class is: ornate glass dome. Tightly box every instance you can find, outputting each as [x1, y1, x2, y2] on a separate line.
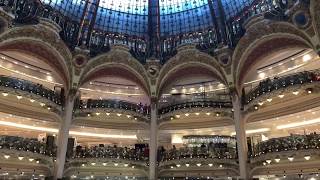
[40, 0, 255, 37]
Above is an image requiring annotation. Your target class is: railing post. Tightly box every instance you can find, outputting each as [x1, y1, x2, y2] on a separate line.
[232, 92, 249, 179]
[54, 90, 76, 180]
[149, 97, 158, 180]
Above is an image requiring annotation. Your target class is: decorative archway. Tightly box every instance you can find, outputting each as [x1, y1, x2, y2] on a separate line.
[157, 49, 228, 98]
[0, 26, 73, 89]
[232, 21, 314, 91]
[79, 48, 151, 96]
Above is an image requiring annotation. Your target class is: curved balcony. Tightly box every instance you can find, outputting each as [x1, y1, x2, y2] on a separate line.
[249, 134, 320, 176]
[75, 99, 149, 123]
[244, 70, 320, 106]
[158, 99, 233, 127]
[0, 75, 63, 116]
[65, 146, 148, 178]
[0, 135, 55, 177]
[250, 134, 320, 164]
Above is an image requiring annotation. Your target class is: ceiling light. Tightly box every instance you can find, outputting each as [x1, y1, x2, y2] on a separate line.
[175, 115, 180, 118]
[170, 166, 174, 169]
[266, 159, 272, 164]
[30, 99, 35, 103]
[170, 117, 173, 120]
[258, 102, 264, 106]
[114, 163, 118, 166]
[29, 158, 34, 162]
[95, 113, 100, 116]
[303, 54, 312, 62]
[277, 118, 320, 129]
[206, 112, 211, 116]
[4, 155, 10, 159]
[293, 91, 299, 95]
[258, 72, 266, 79]
[126, 115, 131, 118]
[185, 113, 189, 117]
[216, 113, 220, 117]
[266, 98, 272, 102]
[132, 166, 135, 168]
[0, 120, 137, 139]
[219, 164, 223, 168]
[288, 156, 294, 161]
[124, 164, 129, 167]
[254, 105, 258, 110]
[185, 163, 190, 167]
[106, 113, 110, 116]
[278, 94, 284, 98]
[117, 113, 122, 117]
[304, 155, 311, 160]
[308, 89, 312, 94]
[87, 113, 91, 117]
[82, 164, 85, 167]
[176, 164, 181, 167]
[2, 92, 8, 96]
[46, 76, 53, 82]
[18, 156, 24, 160]
[195, 113, 200, 116]
[196, 163, 201, 167]
[231, 128, 270, 136]
[102, 163, 107, 166]
[91, 162, 96, 166]
[40, 103, 45, 107]
[208, 163, 213, 167]
[274, 158, 280, 163]
[16, 95, 22, 100]
[36, 160, 39, 164]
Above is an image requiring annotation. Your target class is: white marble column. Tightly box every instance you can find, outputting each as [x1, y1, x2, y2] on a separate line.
[54, 96, 74, 179]
[149, 101, 158, 180]
[232, 94, 248, 180]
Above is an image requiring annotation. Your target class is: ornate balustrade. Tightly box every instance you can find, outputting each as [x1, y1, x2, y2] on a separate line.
[0, 135, 56, 157]
[159, 145, 237, 163]
[244, 70, 320, 105]
[251, 134, 320, 157]
[72, 145, 149, 162]
[76, 99, 150, 121]
[158, 99, 233, 116]
[0, 75, 63, 106]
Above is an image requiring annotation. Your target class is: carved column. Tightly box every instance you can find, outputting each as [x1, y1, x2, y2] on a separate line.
[54, 91, 76, 179]
[232, 93, 248, 179]
[149, 97, 158, 180]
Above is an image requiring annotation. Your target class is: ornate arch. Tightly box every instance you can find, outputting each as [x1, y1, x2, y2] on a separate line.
[0, 25, 73, 89]
[79, 47, 151, 96]
[310, 0, 320, 46]
[157, 48, 227, 98]
[232, 21, 314, 91]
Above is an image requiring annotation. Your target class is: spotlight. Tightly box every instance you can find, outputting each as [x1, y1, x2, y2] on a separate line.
[176, 164, 181, 167]
[208, 163, 213, 167]
[16, 95, 22, 100]
[266, 98, 272, 102]
[288, 156, 294, 161]
[304, 155, 311, 160]
[185, 163, 190, 167]
[18, 156, 24, 160]
[2, 92, 8, 96]
[4, 155, 10, 159]
[293, 91, 299, 95]
[278, 94, 284, 98]
[274, 158, 280, 163]
[196, 163, 201, 167]
[266, 159, 272, 164]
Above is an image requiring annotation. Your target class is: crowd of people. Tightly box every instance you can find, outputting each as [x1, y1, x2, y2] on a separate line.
[0, 75, 63, 105]
[159, 100, 232, 115]
[73, 145, 150, 161]
[158, 144, 237, 161]
[0, 135, 56, 156]
[245, 71, 319, 104]
[252, 133, 320, 156]
[79, 100, 150, 116]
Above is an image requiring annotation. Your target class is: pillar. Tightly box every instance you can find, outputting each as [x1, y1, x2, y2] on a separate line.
[149, 99, 158, 180]
[232, 93, 248, 179]
[54, 95, 75, 179]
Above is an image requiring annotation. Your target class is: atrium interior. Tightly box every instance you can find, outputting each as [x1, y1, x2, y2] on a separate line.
[0, 0, 320, 179]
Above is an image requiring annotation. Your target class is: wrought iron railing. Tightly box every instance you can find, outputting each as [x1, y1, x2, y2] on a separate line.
[244, 70, 320, 104]
[0, 135, 56, 157]
[251, 134, 320, 157]
[0, 0, 297, 64]
[0, 75, 63, 105]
